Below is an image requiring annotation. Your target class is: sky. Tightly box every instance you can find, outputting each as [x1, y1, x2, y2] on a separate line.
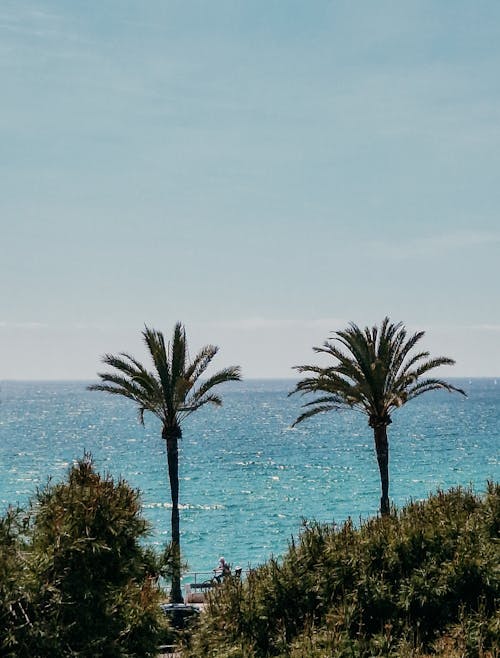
[1, 1, 500, 379]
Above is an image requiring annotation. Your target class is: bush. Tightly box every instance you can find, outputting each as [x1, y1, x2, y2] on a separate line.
[0, 456, 167, 657]
[186, 484, 500, 657]
[0, 508, 34, 656]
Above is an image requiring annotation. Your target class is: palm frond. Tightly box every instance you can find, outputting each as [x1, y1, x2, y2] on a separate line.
[185, 393, 222, 411]
[293, 372, 359, 402]
[397, 350, 430, 379]
[407, 356, 456, 380]
[336, 326, 378, 396]
[142, 326, 173, 418]
[178, 393, 224, 421]
[291, 317, 463, 427]
[104, 352, 163, 402]
[394, 330, 425, 371]
[291, 375, 334, 395]
[170, 322, 187, 384]
[87, 381, 160, 422]
[293, 363, 330, 376]
[313, 342, 367, 389]
[138, 406, 147, 425]
[92, 348, 163, 399]
[175, 345, 223, 408]
[121, 352, 161, 389]
[189, 366, 242, 406]
[184, 345, 218, 383]
[100, 352, 142, 377]
[89, 374, 149, 401]
[292, 403, 342, 427]
[300, 394, 350, 409]
[407, 377, 466, 400]
[87, 382, 136, 398]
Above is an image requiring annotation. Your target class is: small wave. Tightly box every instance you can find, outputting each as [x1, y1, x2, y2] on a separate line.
[142, 502, 226, 510]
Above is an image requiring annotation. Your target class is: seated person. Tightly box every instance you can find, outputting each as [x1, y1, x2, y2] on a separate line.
[214, 556, 231, 581]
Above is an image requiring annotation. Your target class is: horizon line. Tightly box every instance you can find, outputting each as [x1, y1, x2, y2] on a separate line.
[0, 375, 498, 383]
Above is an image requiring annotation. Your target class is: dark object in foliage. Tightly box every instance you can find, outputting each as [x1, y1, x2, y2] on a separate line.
[161, 602, 200, 630]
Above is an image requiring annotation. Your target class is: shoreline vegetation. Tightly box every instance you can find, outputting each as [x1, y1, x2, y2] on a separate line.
[0, 467, 498, 656]
[0, 457, 167, 656]
[185, 484, 499, 658]
[1, 319, 498, 655]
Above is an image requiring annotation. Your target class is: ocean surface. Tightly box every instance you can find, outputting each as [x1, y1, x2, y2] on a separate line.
[0, 379, 498, 576]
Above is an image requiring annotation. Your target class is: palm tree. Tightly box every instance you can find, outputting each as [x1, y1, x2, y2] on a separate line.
[290, 317, 465, 516]
[88, 323, 241, 602]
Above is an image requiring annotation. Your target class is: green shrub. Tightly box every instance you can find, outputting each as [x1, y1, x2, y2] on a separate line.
[186, 484, 500, 657]
[0, 508, 34, 656]
[0, 457, 167, 657]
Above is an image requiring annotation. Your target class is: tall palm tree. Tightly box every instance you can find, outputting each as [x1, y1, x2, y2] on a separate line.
[88, 323, 241, 603]
[290, 317, 465, 516]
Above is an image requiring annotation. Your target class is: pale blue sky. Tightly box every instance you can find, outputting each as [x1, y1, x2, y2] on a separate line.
[1, 1, 499, 378]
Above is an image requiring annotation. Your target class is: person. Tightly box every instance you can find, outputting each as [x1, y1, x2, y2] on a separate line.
[214, 556, 231, 582]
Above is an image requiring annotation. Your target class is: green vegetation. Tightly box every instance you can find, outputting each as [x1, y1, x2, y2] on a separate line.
[0, 457, 166, 657]
[88, 322, 241, 603]
[1, 320, 496, 655]
[291, 317, 465, 514]
[185, 484, 499, 658]
[3, 466, 496, 656]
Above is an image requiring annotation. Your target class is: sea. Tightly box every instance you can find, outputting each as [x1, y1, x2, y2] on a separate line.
[0, 379, 498, 577]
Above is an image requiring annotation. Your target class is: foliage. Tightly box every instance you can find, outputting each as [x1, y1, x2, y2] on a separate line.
[89, 322, 241, 602]
[0, 508, 33, 656]
[185, 484, 500, 657]
[0, 457, 167, 657]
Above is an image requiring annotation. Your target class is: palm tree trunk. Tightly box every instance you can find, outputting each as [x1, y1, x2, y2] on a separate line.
[372, 423, 390, 515]
[164, 426, 183, 603]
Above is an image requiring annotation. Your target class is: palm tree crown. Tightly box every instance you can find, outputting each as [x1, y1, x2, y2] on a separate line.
[89, 322, 241, 601]
[90, 323, 240, 432]
[291, 317, 465, 514]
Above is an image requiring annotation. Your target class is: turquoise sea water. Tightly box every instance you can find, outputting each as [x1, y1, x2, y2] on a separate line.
[0, 379, 498, 575]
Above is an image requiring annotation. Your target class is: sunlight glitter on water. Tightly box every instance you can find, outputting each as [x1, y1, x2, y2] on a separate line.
[0, 379, 498, 571]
